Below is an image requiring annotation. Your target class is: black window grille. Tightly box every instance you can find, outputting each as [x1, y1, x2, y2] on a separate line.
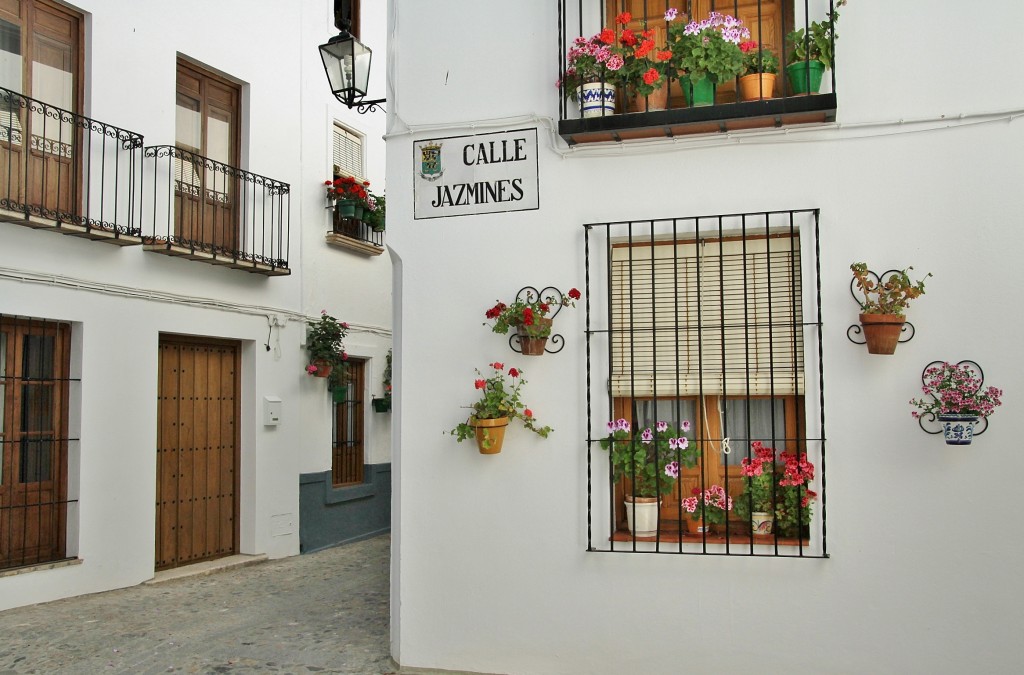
[332, 359, 365, 487]
[584, 209, 826, 557]
[0, 314, 79, 572]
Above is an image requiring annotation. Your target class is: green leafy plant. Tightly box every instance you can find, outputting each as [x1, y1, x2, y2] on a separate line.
[381, 348, 392, 402]
[851, 262, 931, 316]
[363, 192, 385, 232]
[600, 419, 698, 498]
[786, 0, 847, 70]
[305, 310, 349, 390]
[485, 287, 581, 339]
[739, 40, 779, 75]
[449, 362, 552, 444]
[666, 10, 749, 85]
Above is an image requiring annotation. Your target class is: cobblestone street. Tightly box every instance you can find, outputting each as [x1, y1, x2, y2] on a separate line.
[0, 535, 399, 674]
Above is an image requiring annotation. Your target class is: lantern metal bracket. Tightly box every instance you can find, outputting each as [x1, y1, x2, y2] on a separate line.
[509, 286, 566, 355]
[846, 267, 915, 345]
[916, 360, 988, 436]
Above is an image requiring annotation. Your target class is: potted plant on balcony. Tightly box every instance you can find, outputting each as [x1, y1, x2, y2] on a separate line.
[306, 310, 349, 385]
[372, 348, 392, 413]
[600, 419, 697, 536]
[559, 28, 625, 118]
[363, 192, 385, 233]
[484, 287, 581, 356]
[738, 40, 779, 100]
[325, 176, 371, 220]
[666, 10, 749, 107]
[449, 362, 552, 454]
[612, 11, 675, 112]
[851, 262, 931, 355]
[910, 362, 1003, 445]
[785, 0, 847, 95]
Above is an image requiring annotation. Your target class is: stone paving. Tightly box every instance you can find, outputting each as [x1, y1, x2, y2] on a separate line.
[0, 535, 406, 675]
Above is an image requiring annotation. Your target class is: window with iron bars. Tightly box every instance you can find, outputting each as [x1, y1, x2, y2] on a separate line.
[0, 314, 78, 572]
[557, 1, 839, 145]
[332, 359, 365, 487]
[584, 209, 826, 557]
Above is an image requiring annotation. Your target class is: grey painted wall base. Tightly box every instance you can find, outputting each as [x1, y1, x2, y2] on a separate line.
[299, 464, 391, 554]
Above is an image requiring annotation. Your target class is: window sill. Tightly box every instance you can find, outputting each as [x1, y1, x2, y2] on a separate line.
[610, 524, 809, 547]
[558, 93, 836, 145]
[325, 232, 385, 256]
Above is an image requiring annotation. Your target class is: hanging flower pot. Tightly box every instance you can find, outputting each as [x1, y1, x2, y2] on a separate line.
[372, 397, 392, 413]
[517, 317, 553, 356]
[859, 313, 905, 355]
[310, 360, 333, 378]
[470, 416, 508, 454]
[938, 414, 978, 446]
[623, 496, 661, 537]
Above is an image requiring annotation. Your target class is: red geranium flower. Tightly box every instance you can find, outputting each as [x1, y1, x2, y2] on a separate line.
[599, 28, 615, 44]
[616, 11, 631, 25]
[620, 29, 637, 46]
[568, 288, 581, 300]
[508, 368, 519, 378]
[490, 362, 504, 371]
[475, 379, 486, 389]
[642, 67, 659, 85]
[522, 307, 534, 325]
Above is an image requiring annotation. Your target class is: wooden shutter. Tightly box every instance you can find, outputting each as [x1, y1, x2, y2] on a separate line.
[611, 234, 803, 396]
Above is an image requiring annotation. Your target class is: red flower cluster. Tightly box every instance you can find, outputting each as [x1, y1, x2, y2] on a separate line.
[739, 40, 759, 54]
[778, 450, 815, 487]
[485, 302, 507, 320]
[615, 11, 632, 25]
[326, 175, 370, 201]
[521, 307, 534, 326]
[568, 287, 581, 300]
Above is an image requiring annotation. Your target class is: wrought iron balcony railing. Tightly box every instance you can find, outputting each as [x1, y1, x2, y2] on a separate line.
[142, 145, 291, 276]
[0, 86, 144, 243]
[325, 206, 384, 255]
[557, 1, 839, 145]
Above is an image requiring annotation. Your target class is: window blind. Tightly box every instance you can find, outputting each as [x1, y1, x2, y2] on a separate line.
[611, 234, 803, 396]
[333, 123, 363, 179]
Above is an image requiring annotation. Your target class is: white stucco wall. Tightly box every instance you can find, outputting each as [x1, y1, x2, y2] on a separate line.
[386, 1, 1024, 673]
[0, 0, 392, 611]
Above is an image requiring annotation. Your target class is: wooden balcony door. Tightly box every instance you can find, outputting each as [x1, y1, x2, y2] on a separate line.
[0, 317, 70, 571]
[174, 61, 239, 253]
[156, 336, 240, 571]
[0, 0, 81, 219]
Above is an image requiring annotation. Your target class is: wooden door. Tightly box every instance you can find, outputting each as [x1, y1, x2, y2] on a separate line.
[156, 336, 239, 571]
[174, 62, 239, 253]
[0, 0, 81, 217]
[332, 359, 364, 486]
[0, 317, 69, 571]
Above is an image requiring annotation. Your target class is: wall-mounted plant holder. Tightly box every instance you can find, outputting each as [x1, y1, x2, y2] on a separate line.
[847, 267, 916, 354]
[509, 286, 566, 356]
[914, 360, 991, 446]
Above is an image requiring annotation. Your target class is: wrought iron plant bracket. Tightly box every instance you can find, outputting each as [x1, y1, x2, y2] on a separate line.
[846, 268, 916, 345]
[917, 359, 988, 436]
[509, 286, 566, 355]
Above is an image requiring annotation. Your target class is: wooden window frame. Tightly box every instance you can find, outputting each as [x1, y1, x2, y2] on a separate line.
[332, 359, 365, 487]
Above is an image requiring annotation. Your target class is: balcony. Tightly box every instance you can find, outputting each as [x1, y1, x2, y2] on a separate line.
[0, 87, 144, 244]
[325, 207, 385, 256]
[557, 1, 838, 145]
[142, 146, 290, 276]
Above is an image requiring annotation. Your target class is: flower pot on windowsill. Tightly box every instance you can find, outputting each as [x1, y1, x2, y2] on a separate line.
[576, 82, 616, 118]
[335, 199, 358, 218]
[738, 73, 776, 100]
[786, 60, 824, 95]
[859, 313, 905, 355]
[681, 76, 715, 107]
[623, 495, 661, 537]
[372, 397, 392, 413]
[629, 85, 669, 113]
[751, 511, 774, 536]
[470, 416, 508, 454]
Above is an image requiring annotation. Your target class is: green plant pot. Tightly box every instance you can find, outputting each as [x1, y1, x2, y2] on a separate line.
[786, 60, 824, 95]
[372, 398, 391, 413]
[336, 200, 358, 218]
[332, 387, 347, 403]
[353, 203, 365, 220]
[681, 76, 715, 107]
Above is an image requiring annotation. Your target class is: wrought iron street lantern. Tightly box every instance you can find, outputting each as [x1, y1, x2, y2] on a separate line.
[319, 0, 385, 113]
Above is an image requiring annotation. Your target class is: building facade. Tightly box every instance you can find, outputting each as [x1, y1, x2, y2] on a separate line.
[386, 1, 1024, 673]
[0, 0, 392, 611]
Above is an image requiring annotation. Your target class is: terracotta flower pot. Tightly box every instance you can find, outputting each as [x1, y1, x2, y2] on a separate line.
[859, 313, 905, 355]
[738, 73, 776, 100]
[311, 360, 333, 378]
[517, 317, 553, 356]
[630, 85, 669, 112]
[471, 416, 508, 454]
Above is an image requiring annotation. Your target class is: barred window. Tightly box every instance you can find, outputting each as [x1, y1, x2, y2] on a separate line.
[585, 209, 826, 557]
[332, 359, 365, 487]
